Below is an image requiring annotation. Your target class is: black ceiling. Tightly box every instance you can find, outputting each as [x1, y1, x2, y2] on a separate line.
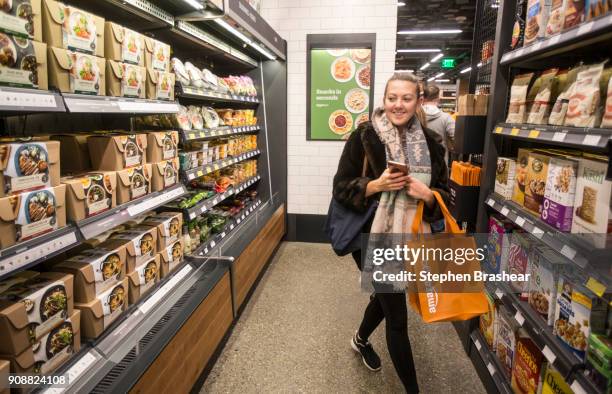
[395, 0, 478, 81]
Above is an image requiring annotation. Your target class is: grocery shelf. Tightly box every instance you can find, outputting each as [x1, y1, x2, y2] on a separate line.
[62, 94, 181, 114]
[181, 149, 261, 181]
[178, 175, 262, 220]
[469, 330, 513, 394]
[0, 86, 65, 114]
[66, 0, 173, 30]
[493, 123, 612, 150]
[486, 193, 612, 285]
[181, 125, 261, 142]
[500, 14, 612, 66]
[176, 84, 261, 105]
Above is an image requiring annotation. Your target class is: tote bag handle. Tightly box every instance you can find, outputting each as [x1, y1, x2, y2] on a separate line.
[411, 190, 462, 235]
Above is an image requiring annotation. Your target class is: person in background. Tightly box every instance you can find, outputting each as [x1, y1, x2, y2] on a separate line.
[422, 83, 455, 165]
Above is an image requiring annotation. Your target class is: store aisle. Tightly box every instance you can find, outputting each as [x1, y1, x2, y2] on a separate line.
[201, 242, 485, 394]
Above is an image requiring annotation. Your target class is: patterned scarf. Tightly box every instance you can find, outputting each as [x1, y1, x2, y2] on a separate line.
[370, 107, 432, 234]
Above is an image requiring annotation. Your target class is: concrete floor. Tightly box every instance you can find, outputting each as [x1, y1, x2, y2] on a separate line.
[201, 242, 486, 394]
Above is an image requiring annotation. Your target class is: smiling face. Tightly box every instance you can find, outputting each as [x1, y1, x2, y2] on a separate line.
[383, 79, 422, 127]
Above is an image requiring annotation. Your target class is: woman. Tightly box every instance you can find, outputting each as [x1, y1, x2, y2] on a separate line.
[332, 72, 449, 392]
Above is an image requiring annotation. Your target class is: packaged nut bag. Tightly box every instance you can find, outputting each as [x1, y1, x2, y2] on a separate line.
[506, 73, 534, 123]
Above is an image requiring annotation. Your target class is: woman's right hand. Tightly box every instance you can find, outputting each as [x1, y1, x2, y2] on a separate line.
[366, 169, 410, 197]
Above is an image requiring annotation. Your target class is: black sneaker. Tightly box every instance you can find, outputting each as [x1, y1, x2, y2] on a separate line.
[351, 332, 382, 371]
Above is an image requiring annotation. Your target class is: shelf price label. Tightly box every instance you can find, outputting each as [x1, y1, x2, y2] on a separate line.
[197, 170, 204, 177]
[585, 277, 606, 297]
[486, 362, 496, 376]
[188, 133, 195, 140]
[532, 226, 544, 238]
[487, 198, 495, 207]
[514, 310, 525, 326]
[577, 21, 594, 35]
[500, 207, 510, 217]
[515, 216, 526, 227]
[528, 129, 540, 139]
[510, 128, 520, 136]
[542, 345, 557, 364]
[570, 380, 587, 394]
[552, 131, 567, 142]
[495, 127, 503, 134]
[474, 339, 482, 351]
[560, 245, 576, 260]
[583, 134, 601, 146]
[495, 288, 504, 300]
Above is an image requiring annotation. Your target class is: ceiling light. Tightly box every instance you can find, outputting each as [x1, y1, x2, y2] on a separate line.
[180, 0, 204, 10]
[427, 76, 435, 82]
[250, 42, 276, 60]
[434, 72, 445, 79]
[398, 48, 441, 53]
[398, 29, 462, 35]
[397, 1, 406, 5]
[420, 63, 430, 70]
[431, 53, 443, 62]
[435, 79, 450, 82]
[215, 19, 251, 43]
[395, 69, 415, 73]
[460, 66, 472, 73]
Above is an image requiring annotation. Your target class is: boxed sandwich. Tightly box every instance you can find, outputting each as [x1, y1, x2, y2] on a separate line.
[0, 271, 73, 355]
[0, 33, 47, 90]
[512, 149, 531, 206]
[62, 171, 116, 222]
[0, 271, 39, 296]
[495, 157, 517, 200]
[0, 184, 66, 248]
[541, 155, 578, 232]
[87, 134, 147, 171]
[146, 68, 175, 101]
[50, 134, 91, 174]
[158, 239, 184, 277]
[104, 22, 144, 66]
[127, 254, 159, 304]
[5, 309, 80, 374]
[0, 140, 60, 197]
[53, 244, 127, 303]
[151, 157, 179, 192]
[511, 333, 545, 394]
[106, 60, 145, 98]
[144, 36, 169, 72]
[0, 0, 42, 41]
[47, 47, 105, 95]
[527, 246, 565, 325]
[115, 164, 151, 204]
[42, 0, 104, 57]
[75, 277, 127, 339]
[141, 211, 182, 252]
[110, 226, 157, 273]
[524, 151, 550, 215]
[146, 131, 178, 163]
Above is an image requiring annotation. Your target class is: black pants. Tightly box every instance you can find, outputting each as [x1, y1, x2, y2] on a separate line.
[352, 251, 419, 393]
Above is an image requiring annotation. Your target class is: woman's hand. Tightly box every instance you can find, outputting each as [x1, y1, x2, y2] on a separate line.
[405, 176, 435, 207]
[366, 169, 410, 197]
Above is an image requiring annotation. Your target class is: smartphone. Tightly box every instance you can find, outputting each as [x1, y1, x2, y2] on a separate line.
[388, 160, 410, 175]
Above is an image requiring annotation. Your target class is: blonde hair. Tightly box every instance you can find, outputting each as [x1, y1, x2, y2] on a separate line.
[383, 72, 428, 128]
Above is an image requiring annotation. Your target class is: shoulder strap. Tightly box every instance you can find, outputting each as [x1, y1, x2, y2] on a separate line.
[362, 155, 368, 177]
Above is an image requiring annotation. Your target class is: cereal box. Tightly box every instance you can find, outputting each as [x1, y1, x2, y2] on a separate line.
[495, 157, 517, 200]
[480, 290, 496, 348]
[527, 247, 565, 325]
[524, 151, 551, 215]
[541, 156, 578, 232]
[512, 149, 531, 206]
[495, 305, 520, 377]
[511, 333, 545, 394]
[540, 364, 572, 394]
[507, 232, 531, 300]
[485, 215, 513, 275]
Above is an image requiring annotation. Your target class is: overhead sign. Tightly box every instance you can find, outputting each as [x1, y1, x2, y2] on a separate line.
[441, 58, 456, 68]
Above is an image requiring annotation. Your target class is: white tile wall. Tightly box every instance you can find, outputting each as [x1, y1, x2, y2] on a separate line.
[261, 0, 398, 214]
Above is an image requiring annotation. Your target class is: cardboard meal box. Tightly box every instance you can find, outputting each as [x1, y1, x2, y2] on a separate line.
[494, 157, 516, 200]
[540, 364, 573, 394]
[142, 211, 182, 252]
[507, 233, 531, 300]
[75, 277, 127, 339]
[5, 309, 80, 374]
[151, 157, 179, 192]
[0, 271, 74, 356]
[144, 36, 169, 72]
[0, 271, 39, 296]
[47, 47, 105, 95]
[527, 247, 565, 326]
[524, 151, 551, 216]
[106, 60, 145, 98]
[62, 171, 116, 222]
[146, 131, 178, 163]
[115, 164, 151, 205]
[127, 254, 159, 304]
[542, 155, 579, 232]
[0, 34, 47, 90]
[158, 239, 184, 278]
[146, 68, 175, 101]
[479, 291, 496, 348]
[104, 22, 144, 66]
[50, 134, 92, 174]
[0, 140, 59, 197]
[0, 359, 8, 394]
[0, 184, 66, 248]
[495, 305, 520, 378]
[512, 148, 531, 206]
[110, 226, 157, 273]
[87, 134, 147, 171]
[0, 0, 42, 41]
[511, 333, 545, 394]
[42, 0, 104, 57]
[53, 244, 127, 303]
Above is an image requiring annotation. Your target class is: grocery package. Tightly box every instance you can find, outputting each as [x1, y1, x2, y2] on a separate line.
[62, 171, 116, 222]
[172, 106, 192, 131]
[4, 309, 80, 374]
[223, 75, 257, 97]
[185, 62, 204, 88]
[512, 149, 531, 206]
[0, 272, 74, 354]
[511, 333, 545, 394]
[495, 305, 520, 377]
[486, 215, 513, 275]
[171, 57, 189, 85]
[144, 37, 170, 72]
[142, 212, 182, 251]
[110, 226, 157, 272]
[541, 155, 578, 231]
[546, 0, 568, 36]
[506, 74, 534, 123]
[456, 94, 488, 116]
[87, 134, 147, 171]
[602, 70, 612, 127]
[0, 0, 42, 41]
[586, 0, 610, 20]
[524, 151, 550, 215]
[188, 106, 204, 130]
[106, 60, 146, 98]
[104, 22, 144, 66]
[115, 164, 151, 204]
[507, 232, 531, 299]
[527, 246, 565, 324]
[495, 157, 517, 199]
[564, 0, 586, 29]
[571, 154, 611, 238]
[0, 33, 47, 90]
[524, 0, 551, 46]
[146, 69, 175, 101]
[0, 184, 66, 248]
[151, 157, 179, 191]
[147, 131, 178, 162]
[202, 107, 221, 128]
[127, 255, 159, 304]
[0, 140, 60, 197]
[549, 67, 581, 125]
[158, 239, 184, 277]
[565, 62, 604, 127]
[479, 291, 496, 348]
[42, 0, 105, 57]
[540, 364, 574, 394]
[47, 48, 105, 95]
[512, 0, 527, 49]
[75, 277, 127, 339]
[50, 134, 92, 173]
[526, 68, 559, 124]
[586, 333, 612, 393]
